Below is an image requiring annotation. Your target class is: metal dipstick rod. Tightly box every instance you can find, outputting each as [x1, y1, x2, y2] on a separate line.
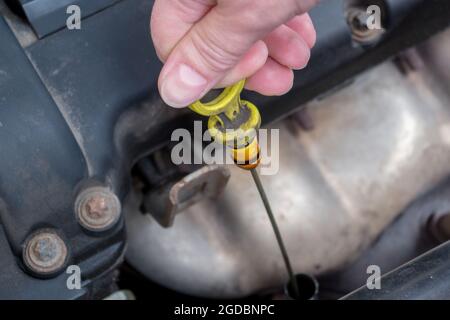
[250, 168, 300, 299]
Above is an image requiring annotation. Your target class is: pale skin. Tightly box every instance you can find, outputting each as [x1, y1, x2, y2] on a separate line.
[151, 0, 319, 108]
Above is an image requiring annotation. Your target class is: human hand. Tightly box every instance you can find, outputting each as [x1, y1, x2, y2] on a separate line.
[151, 0, 318, 108]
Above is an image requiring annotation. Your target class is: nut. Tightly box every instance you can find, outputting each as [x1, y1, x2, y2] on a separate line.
[75, 186, 121, 232]
[23, 229, 68, 275]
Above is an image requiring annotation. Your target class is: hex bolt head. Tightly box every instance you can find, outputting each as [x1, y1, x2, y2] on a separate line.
[23, 229, 68, 276]
[75, 186, 121, 232]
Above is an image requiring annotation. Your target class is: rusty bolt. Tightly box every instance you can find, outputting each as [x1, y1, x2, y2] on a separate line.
[346, 7, 384, 44]
[23, 229, 68, 275]
[75, 186, 121, 232]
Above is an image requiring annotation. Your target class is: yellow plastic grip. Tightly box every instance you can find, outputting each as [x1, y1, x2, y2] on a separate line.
[189, 80, 262, 170]
[208, 101, 261, 146]
[189, 80, 246, 116]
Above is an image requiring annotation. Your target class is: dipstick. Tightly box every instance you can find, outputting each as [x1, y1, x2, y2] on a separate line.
[189, 80, 300, 299]
[250, 168, 300, 299]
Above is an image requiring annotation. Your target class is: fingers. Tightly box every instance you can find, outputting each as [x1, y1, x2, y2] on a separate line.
[263, 24, 311, 70]
[155, 0, 318, 108]
[245, 13, 316, 96]
[285, 14, 317, 48]
[158, 3, 289, 108]
[215, 40, 268, 88]
[151, 0, 214, 61]
[157, 8, 247, 108]
[245, 58, 294, 96]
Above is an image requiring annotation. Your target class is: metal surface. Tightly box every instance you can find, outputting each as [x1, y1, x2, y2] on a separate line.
[23, 229, 68, 276]
[317, 178, 450, 298]
[75, 186, 121, 232]
[342, 241, 450, 300]
[126, 51, 450, 298]
[144, 165, 231, 228]
[316, 181, 450, 297]
[320, 28, 450, 297]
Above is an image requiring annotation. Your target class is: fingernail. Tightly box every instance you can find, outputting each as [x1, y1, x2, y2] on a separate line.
[160, 64, 208, 108]
[292, 41, 311, 70]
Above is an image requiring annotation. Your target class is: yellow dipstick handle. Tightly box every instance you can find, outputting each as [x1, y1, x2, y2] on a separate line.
[189, 80, 261, 170]
[190, 80, 245, 116]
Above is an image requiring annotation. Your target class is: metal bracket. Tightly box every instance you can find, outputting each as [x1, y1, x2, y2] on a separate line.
[143, 165, 230, 228]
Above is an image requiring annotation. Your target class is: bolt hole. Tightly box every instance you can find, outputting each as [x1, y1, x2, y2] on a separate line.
[285, 274, 319, 300]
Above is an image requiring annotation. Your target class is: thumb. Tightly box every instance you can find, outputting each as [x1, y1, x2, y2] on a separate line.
[158, 1, 309, 108]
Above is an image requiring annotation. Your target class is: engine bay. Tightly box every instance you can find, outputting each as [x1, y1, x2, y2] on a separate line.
[0, 0, 450, 301]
